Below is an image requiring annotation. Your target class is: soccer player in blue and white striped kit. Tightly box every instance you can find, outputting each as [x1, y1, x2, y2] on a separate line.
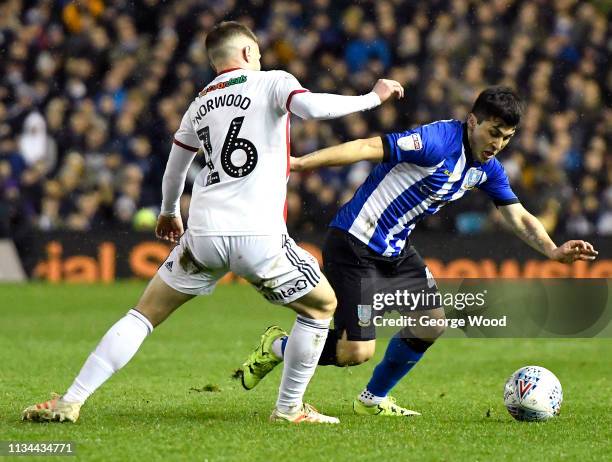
[239, 86, 598, 416]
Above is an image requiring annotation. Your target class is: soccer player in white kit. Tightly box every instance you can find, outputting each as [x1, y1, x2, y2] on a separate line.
[22, 21, 403, 424]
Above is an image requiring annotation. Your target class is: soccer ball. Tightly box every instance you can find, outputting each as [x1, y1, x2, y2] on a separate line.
[503, 366, 563, 421]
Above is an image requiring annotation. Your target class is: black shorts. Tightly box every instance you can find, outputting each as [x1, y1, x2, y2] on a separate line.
[323, 227, 439, 341]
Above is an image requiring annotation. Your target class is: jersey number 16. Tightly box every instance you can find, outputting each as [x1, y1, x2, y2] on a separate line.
[197, 116, 259, 186]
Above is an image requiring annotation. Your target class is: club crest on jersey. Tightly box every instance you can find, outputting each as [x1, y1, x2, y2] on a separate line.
[462, 168, 484, 189]
[357, 305, 372, 327]
[397, 133, 422, 151]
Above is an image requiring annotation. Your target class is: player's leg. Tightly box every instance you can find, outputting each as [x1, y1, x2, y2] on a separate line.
[71, 275, 194, 394]
[336, 334, 376, 365]
[317, 227, 379, 366]
[355, 248, 444, 416]
[235, 235, 338, 423]
[63, 275, 194, 397]
[353, 307, 445, 416]
[238, 227, 363, 387]
[22, 275, 193, 422]
[23, 231, 221, 422]
[241, 227, 377, 384]
[270, 273, 338, 422]
[239, 274, 346, 386]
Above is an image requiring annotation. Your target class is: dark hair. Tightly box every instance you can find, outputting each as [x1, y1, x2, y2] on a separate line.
[471, 86, 523, 127]
[205, 21, 258, 66]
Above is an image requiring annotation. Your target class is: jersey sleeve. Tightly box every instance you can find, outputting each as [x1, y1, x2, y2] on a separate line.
[478, 159, 520, 206]
[270, 71, 309, 114]
[173, 109, 199, 152]
[381, 123, 446, 167]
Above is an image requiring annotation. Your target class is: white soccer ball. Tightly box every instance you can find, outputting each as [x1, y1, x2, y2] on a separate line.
[503, 366, 563, 421]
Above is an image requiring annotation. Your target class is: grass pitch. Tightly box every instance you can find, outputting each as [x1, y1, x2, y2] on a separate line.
[1, 283, 610, 461]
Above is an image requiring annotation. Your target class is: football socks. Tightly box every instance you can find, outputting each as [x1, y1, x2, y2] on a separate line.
[273, 328, 340, 365]
[62, 309, 153, 404]
[275, 315, 330, 414]
[364, 333, 431, 400]
[358, 389, 385, 406]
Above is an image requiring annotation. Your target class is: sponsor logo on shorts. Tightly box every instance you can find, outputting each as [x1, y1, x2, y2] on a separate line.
[263, 279, 308, 302]
[164, 261, 174, 272]
[357, 304, 372, 327]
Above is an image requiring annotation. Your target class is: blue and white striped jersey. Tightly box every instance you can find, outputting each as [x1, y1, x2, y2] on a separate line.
[330, 120, 519, 257]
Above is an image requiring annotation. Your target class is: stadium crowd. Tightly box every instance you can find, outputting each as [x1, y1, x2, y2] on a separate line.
[0, 0, 610, 240]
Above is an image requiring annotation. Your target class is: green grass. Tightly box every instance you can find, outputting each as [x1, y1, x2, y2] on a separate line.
[1, 283, 610, 461]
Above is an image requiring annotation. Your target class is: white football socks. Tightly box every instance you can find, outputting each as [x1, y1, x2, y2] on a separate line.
[62, 309, 153, 404]
[359, 388, 385, 406]
[275, 315, 330, 414]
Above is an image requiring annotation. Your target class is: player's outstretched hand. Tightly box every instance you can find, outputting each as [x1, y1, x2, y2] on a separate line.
[156, 214, 184, 244]
[372, 79, 404, 103]
[550, 240, 598, 263]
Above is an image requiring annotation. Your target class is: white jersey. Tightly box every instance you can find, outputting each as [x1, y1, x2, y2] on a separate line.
[173, 68, 307, 236]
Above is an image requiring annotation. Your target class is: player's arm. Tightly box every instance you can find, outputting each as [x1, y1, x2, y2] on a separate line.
[291, 137, 384, 171]
[157, 143, 198, 243]
[499, 203, 598, 263]
[292, 124, 442, 171]
[289, 79, 403, 120]
[157, 108, 200, 243]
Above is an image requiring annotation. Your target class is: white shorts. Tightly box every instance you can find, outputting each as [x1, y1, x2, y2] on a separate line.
[158, 230, 322, 305]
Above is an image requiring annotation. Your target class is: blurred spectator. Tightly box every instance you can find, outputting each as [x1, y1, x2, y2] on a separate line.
[0, 0, 609, 239]
[345, 22, 391, 72]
